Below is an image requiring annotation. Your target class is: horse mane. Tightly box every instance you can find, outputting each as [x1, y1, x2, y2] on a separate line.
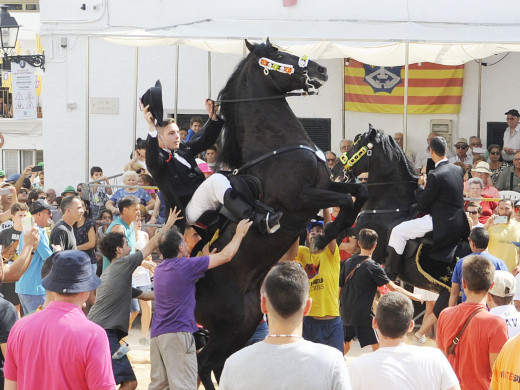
[217, 42, 276, 168]
[369, 127, 418, 180]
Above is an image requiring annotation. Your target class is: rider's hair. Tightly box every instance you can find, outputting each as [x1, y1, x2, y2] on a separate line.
[375, 292, 413, 339]
[469, 227, 489, 249]
[462, 255, 494, 293]
[99, 232, 126, 261]
[429, 136, 447, 157]
[358, 228, 378, 250]
[158, 227, 184, 259]
[118, 195, 140, 214]
[261, 261, 308, 319]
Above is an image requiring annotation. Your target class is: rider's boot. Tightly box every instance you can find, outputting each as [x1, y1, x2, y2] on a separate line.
[385, 247, 403, 280]
[223, 189, 282, 234]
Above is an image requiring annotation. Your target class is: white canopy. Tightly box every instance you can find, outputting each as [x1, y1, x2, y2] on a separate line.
[42, 0, 520, 64]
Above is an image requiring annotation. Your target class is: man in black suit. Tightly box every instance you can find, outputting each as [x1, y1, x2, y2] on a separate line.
[143, 89, 281, 235]
[386, 136, 470, 278]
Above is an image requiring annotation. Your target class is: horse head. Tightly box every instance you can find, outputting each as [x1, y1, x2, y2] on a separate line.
[218, 39, 328, 168]
[344, 124, 417, 182]
[244, 38, 328, 94]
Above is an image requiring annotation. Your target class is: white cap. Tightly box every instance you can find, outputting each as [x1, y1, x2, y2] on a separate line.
[489, 270, 516, 297]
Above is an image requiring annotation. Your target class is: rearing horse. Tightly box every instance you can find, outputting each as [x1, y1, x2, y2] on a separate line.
[194, 39, 367, 389]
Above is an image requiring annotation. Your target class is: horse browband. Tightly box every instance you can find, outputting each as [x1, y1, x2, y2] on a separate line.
[213, 54, 318, 104]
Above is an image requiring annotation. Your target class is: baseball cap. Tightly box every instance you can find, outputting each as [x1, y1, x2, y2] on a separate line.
[505, 109, 520, 117]
[307, 220, 324, 232]
[29, 199, 51, 214]
[6, 173, 20, 183]
[42, 250, 102, 294]
[489, 270, 516, 297]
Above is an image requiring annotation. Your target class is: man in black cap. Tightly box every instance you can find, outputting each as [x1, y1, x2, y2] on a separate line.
[4, 250, 116, 389]
[503, 109, 520, 162]
[142, 80, 282, 234]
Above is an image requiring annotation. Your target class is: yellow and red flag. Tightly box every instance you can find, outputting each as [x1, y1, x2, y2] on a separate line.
[344, 59, 464, 114]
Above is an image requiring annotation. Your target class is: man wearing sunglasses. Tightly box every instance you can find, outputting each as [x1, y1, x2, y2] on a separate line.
[449, 138, 473, 169]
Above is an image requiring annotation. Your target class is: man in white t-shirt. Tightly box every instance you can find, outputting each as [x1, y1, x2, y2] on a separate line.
[489, 270, 520, 339]
[348, 292, 459, 390]
[219, 262, 351, 390]
[502, 109, 520, 162]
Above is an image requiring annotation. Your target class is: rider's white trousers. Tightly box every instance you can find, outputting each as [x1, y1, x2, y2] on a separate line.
[185, 173, 232, 225]
[388, 214, 433, 255]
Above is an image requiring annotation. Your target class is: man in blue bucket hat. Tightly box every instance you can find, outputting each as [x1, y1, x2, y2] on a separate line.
[4, 250, 116, 389]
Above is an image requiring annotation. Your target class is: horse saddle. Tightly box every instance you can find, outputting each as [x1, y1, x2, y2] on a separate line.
[402, 233, 463, 291]
[192, 175, 266, 254]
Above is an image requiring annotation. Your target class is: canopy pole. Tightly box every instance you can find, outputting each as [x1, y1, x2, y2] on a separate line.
[477, 59, 482, 138]
[174, 46, 179, 121]
[403, 43, 409, 150]
[208, 51, 212, 98]
[85, 37, 90, 182]
[132, 46, 139, 145]
[342, 58, 346, 140]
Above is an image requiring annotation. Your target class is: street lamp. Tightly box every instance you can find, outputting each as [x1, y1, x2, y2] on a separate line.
[0, 5, 44, 70]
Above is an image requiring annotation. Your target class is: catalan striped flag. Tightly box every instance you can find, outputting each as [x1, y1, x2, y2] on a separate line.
[344, 59, 464, 114]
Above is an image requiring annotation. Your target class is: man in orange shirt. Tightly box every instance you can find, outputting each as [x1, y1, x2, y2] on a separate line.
[437, 255, 508, 390]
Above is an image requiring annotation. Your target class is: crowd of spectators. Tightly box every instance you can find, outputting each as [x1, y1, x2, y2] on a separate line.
[4, 108, 520, 390]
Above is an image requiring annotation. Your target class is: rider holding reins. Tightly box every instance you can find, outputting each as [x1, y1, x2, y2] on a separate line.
[142, 80, 282, 234]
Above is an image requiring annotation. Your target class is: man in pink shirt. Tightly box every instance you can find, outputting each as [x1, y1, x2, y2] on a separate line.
[4, 250, 116, 390]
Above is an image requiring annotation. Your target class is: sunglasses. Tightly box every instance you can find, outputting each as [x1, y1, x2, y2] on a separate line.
[490, 151, 500, 155]
[358, 177, 368, 182]
[455, 146, 468, 150]
[515, 207, 520, 213]
[467, 210, 479, 215]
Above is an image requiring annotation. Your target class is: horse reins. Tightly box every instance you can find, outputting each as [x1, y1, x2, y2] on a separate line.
[232, 144, 325, 175]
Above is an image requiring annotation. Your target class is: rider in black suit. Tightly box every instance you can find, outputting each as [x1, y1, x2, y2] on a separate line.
[144, 100, 281, 234]
[386, 136, 470, 278]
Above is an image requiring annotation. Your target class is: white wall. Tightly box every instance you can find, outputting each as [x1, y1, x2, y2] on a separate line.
[38, 0, 520, 191]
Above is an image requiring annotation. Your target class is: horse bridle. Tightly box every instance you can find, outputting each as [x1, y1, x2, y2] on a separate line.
[213, 54, 319, 105]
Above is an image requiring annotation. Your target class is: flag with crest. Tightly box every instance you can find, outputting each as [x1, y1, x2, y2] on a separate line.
[345, 59, 464, 114]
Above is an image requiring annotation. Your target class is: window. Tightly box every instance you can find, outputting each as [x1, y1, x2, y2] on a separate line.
[2, 149, 42, 177]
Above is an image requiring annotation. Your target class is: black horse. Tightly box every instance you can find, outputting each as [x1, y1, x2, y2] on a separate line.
[194, 39, 367, 389]
[344, 126, 470, 293]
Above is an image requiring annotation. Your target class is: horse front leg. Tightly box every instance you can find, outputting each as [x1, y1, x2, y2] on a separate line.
[297, 183, 367, 250]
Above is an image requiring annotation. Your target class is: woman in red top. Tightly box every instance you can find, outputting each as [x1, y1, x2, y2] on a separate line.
[465, 177, 497, 224]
